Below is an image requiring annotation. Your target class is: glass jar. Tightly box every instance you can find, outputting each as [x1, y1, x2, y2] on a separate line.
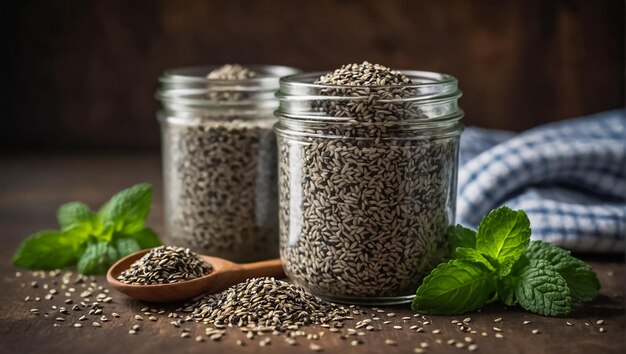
[156, 65, 300, 263]
[274, 71, 463, 305]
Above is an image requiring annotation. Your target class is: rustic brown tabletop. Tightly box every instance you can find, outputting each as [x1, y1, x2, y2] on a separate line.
[1, 154, 624, 354]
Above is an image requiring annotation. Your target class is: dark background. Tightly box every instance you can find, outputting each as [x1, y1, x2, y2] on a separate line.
[4, 0, 625, 152]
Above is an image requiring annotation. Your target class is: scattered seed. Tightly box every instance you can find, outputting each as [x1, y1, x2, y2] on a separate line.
[599, 327, 606, 333]
[309, 343, 322, 352]
[493, 327, 502, 332]
[596, 320, 604, 325]
[393, 326, 402, 330]
[494, 317, 502, 323]
[495, 333, 504, 338]
[468, 343, 478, 351]
[384, 339, 396, 346]
[532, 329, 540, 334]
[523, 320, 531, 325]
[432, 329, 441, 334]
[181, 332, 190, 338]
[74, 323, 82, 328]
[134, 315, 143, 321]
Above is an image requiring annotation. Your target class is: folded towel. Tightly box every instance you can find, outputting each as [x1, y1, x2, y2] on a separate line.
[457, 110, 626, 253]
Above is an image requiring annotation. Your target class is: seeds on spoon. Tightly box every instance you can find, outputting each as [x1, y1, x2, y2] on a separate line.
[117, 246, 212, 285]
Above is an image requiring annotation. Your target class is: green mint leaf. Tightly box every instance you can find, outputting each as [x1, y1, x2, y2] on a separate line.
[476, 206, 531, 263]
[448, 225, 476, 257]
[98, 184, 153, 234]
[128, 228, 161, 249]
[493, 255, 519, 277]
[113, 237, 142, 260]
[412, 259, 496, 315]
[77, 241, 112, 275]
[13, 230, 82, 270]
[496, 276, 518, 306]
[525, 241, 600, 302]
[514, 259, 571, 316]
[57, 202, 94, 231]
[455, 247, 495, 272]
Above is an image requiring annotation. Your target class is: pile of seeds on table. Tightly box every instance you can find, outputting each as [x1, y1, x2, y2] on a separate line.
[163, 63, 279, 262]
[278, 61, 458, 299]
[14, 270, 608, 352]
[117, 246, 212, 285]
[182, 277, 351, 330]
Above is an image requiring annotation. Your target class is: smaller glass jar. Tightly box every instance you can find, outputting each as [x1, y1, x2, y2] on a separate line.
[275, 70, 463, 305]
[156, 65, 300, 263]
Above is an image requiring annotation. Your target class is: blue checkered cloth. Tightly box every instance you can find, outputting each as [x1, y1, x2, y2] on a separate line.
[457, 110, 626, 253]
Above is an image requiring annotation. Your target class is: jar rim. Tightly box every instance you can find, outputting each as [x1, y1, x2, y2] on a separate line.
[159, 65, 301, 86]
[156, 64, 301, 109]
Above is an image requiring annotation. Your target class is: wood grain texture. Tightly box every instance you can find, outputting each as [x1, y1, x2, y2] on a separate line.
[0, 154, 624, 354]
[4, 0, 624, 151]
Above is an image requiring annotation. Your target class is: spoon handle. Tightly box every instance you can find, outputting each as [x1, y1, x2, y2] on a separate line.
[238, 258, 285, 280]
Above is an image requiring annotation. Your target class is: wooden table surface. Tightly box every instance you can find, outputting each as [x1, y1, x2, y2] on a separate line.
[1, 154, 624, 354]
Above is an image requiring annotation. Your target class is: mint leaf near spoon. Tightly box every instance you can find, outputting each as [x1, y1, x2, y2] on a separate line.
[412, 206, 600, 317]
[13, 183, 161, 275]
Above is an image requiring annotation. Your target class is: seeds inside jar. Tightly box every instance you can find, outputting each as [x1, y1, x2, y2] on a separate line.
[159, 64, 285, 262]
[277, 62, 459, 300]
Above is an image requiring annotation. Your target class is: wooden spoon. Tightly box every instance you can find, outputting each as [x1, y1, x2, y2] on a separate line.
[106, 249, 285, 302]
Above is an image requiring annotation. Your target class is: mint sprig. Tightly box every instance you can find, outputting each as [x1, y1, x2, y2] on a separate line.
[412, 206, 600, 317]
[13, 183, 161, 275]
